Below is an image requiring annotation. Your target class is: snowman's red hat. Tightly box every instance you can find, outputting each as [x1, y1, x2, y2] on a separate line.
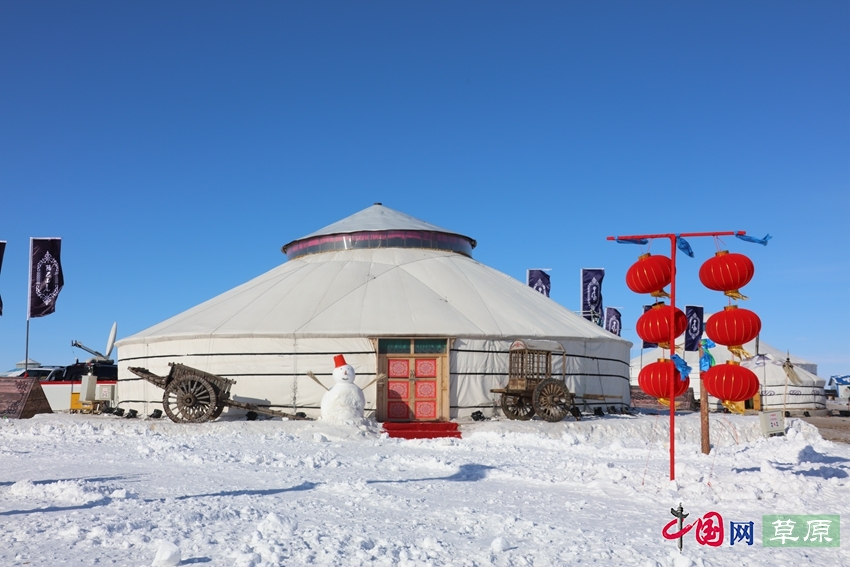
[334, 354, 347, 368]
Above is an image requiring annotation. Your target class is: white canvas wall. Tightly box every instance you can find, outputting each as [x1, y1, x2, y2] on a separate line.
[117, 334, 631, 419]
[451, 338, 631, 418]
[118, 337, 377, 418]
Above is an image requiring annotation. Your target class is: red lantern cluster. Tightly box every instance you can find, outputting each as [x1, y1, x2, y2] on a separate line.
[699, 251, 754, 300]
[636, 303, 687, 348]
[626, 253, 671, 296]
[625, 252, 684, 400]
[700, 249, 760, 404]
[638, 359, 690, 402]
[702, 361, 759, 404]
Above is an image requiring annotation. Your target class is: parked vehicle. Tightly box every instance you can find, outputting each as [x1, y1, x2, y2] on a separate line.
[1, 366, 61, 379]
[45, 362, 117, 382]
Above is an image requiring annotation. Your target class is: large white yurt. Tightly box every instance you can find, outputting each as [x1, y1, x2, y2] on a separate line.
[630, 336, 826, 412]
[116, 204, 632, 420]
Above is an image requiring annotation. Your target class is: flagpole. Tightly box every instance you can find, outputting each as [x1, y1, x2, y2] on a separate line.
[25, 320, 30, 376]
[25, 238, 32, 376]
[669, 236, 677, 480]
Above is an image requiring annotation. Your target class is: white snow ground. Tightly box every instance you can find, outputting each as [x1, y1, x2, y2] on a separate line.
[1, 412, 848, 566]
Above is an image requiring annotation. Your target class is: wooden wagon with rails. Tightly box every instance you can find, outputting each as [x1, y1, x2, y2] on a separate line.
[490, 339, 581, 422]
[128, 363, 310, 423]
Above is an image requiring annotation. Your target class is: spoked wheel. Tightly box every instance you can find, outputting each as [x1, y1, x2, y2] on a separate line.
[532, 379, 572, 423]
[210, 392, 231, 420]
[162, 377, 217, 423]
[501, 393, 535, 420]
[210, 402, 226, 420]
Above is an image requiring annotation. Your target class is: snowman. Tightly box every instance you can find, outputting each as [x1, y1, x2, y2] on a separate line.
[320, 355, 366, 422]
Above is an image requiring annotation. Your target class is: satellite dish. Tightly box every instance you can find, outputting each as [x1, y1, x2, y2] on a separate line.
[105, 322, 117, 359]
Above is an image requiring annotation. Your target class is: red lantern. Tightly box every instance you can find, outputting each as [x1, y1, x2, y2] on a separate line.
[636, 304, 687, 348]
[638, 359, 690, 401]
[699, 251, 755, 299]
[626, 253, 671, 296]
[705, 305, 761, 352]
[702, 361, 759, 403]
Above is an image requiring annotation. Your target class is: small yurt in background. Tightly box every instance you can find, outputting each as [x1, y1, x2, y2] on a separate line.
[744, 353, 826, 412]
[116, 204, 632, 420]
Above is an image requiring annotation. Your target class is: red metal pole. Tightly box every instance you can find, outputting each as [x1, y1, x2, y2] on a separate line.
[668, 236, 677, 481]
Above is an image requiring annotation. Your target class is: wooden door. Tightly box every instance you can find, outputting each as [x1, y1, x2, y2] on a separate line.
[386, 357, 441, 421]
[745, 392, 761, 411]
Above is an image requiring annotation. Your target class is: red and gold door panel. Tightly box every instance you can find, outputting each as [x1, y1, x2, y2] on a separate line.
[386, 357, 441, 421]
[387, 358, 411, 421]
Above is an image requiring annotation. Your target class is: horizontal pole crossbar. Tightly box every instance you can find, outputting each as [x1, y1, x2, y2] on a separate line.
[607, 231, 744, 241]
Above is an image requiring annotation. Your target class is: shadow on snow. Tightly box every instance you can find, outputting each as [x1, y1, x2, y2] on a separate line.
[367, 463, 495, 484]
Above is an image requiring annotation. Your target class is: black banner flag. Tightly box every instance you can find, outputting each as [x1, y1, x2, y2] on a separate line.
[685, 305, 704, 352]
[642, 304, 657, 349]
[527, 269, 551, 297]
[604, 307, 621, 336]
[29, 238, 64, 318]
[0, 240, 5, 316]
[581, 268, 604, 325]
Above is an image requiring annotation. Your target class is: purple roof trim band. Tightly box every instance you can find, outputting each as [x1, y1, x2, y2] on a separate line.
[283, 230, 474, 260]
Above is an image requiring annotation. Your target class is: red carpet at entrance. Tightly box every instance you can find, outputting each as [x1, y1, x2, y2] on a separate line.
[382, 421, 462, 440]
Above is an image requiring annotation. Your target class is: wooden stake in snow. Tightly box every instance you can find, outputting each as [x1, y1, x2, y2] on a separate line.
[699, 342, 710, 455]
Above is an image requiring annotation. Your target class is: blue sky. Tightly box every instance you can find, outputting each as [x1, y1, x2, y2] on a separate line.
[1, 2, 847, 376]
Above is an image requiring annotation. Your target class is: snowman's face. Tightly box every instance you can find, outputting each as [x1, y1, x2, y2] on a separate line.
[332, 364, 356, 384]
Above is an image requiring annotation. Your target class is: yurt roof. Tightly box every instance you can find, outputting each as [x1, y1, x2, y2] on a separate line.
[743, 352, 825, 387]
[118, 247, 628, 345]
[119, 205, 632, 347]
[282, 203, 477, 254]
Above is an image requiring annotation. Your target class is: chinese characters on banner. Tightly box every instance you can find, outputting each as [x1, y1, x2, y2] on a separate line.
[527, 269, 550, 297]
[604, 307, 621, 336]
[684, 305, 703, 352]
[29, 238, 64, 318]
[580, 268, 604, 325]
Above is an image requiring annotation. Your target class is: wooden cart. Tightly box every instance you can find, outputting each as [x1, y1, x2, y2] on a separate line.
[490, 339, 579, 422]
[128, 363, 310, 423]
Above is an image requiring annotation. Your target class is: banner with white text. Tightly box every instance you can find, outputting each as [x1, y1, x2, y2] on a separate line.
[581, 268, 604, 325]
[28, 238, 64, 319]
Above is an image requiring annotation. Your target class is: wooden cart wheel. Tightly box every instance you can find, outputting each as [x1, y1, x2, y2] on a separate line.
[162, 377, 217, 423]
[500, 393, 535, 420]
[532, 379, 571, 423]
[210, 402, 225, 420]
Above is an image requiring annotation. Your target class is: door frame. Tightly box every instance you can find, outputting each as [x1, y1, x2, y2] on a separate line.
[373, 338, 451, 422]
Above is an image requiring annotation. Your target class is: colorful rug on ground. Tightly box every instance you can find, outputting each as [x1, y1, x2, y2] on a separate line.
[382, 421, 462, 440]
